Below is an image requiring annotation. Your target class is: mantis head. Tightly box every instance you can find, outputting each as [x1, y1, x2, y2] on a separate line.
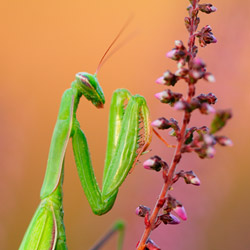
[75, 72, 105, 108]
[75, 18, 131, 109]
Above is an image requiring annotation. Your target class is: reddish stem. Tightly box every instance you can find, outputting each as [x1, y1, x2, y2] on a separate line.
[136, 1, 197, 249]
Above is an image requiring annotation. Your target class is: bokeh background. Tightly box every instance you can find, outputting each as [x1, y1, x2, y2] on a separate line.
[1, 0, 250, 249]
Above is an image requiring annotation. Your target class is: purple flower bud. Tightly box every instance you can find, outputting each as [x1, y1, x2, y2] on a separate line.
[166, 49, 186, 61]
[175, 40, 184, 49]
[204, 72, 216, 82]
[155, 89, 183, 106]
[190, 69, 205, 79]
[215, 136, 233, 146]
[174, 101, 186, 111]
[143, 155, 167, 171]
[151, 117, 171, 130]
[151, 119, 164, 128]
[175, 68, 189, 77]
[135, 205, 151, 217]
[166, 49, 178, 59]
[203, 134, 216, 145]
[156, 71, 179, 86]
[145, 238, 161, 250]
[165, 195, 187, 221]
[199, 4, 217, 14]
[173, 205, 187, 221]
[199, 103, 216, 114]
[177, 58, 186, 69]
[156, 76, 166, 85]
[191, 177, 201, 185]
[163, 70, 172, 79]
[183, 170, 201, 186]
[206, 146, 216, 158]
[159, 213, 180, 225]
[155, 91, 168, 101]
[192, 57, 206, 69]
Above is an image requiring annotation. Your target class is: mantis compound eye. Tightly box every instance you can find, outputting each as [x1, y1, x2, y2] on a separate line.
[76, 73, 93, 88]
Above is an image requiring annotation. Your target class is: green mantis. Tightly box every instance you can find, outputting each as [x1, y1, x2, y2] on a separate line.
[19, 32, 152, 249]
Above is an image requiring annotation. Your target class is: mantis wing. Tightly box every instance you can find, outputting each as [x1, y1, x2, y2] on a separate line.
[19, 202, 57, 250]
[102, 93, 151, 198]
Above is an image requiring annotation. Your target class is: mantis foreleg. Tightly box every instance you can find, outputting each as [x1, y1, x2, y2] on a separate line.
[19, 73, 151, 250]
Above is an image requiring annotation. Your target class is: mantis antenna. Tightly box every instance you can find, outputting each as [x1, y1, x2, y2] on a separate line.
[95, 15, 133, 75]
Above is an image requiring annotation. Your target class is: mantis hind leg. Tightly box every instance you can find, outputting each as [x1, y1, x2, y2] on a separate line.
[89, 220, 125, 250]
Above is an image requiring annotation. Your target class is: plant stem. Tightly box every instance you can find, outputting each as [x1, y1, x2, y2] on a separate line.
[137, 87, 194, 249]
[136, 1, 197, 249]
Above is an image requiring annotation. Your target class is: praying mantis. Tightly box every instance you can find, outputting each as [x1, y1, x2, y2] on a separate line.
[19, 25, 152, 250]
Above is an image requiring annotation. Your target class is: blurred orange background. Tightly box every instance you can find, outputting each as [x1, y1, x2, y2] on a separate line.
[1, 0, 250, 249]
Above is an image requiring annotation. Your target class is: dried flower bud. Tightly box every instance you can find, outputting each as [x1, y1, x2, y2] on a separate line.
[197, 25, 217, 47]
[215, 136, 233, 146]
[145, 238, 161, 250]
[184, 16, 191, 32]
[169, 118, 180, 131]
[196, 93, 217, 104]
[181, 145, 193, 153]
[198, 126, 209, 133]
[194, 17, 200, 29]
[187, 4, 199, 18]
[135, 205, 151, 217]
[189, 98, 201, 111]
[143, 155, 167, 172]
[198, 4, 217, 14]
[193, 45, 198, 57]
[159, 213, 180, 225]
[184, 127, 197, 144]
